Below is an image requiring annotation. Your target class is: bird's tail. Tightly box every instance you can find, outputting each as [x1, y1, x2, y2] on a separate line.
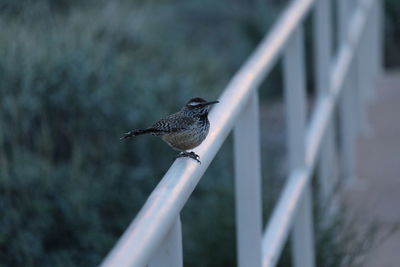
[120, 128, 155, 140]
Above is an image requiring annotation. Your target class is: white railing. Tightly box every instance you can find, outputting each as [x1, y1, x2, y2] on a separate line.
[101, 0, 382, 266]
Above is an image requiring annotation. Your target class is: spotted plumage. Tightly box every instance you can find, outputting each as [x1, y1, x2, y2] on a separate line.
[121, 97, 219, 163]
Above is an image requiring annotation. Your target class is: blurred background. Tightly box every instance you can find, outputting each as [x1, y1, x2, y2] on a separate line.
[0, 0, 399, 266]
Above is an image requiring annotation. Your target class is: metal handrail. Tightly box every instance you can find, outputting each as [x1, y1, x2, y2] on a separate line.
[261, 1, 377, 265]
[101, 0, 380, 265]
[101, 1, 315, 266]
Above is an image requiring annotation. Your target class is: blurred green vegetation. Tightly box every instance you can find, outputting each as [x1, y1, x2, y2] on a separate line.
[0, 0, 398, 266]
[385, 0, 400, 67]
[0, 0, 280, 266]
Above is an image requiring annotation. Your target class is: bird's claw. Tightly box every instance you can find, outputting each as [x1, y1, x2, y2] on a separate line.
[176, 151, 201, 164]
[120, 131, 132, 140]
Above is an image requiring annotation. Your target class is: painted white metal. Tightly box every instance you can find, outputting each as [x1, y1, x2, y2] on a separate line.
[355, 0, 381, 139]
[362, 0, 379, 102]
[337, 0, 350, 48]
[371, 0, 383, 85]
[313, 0, 337, 206]
[262, 169, 309, 267]
[291, 184, 315, 266]
[375, 0, 383, 78]
[148, 217, 183, 267]
[101, 1, 317, 266]
[283, 27, 307, 172]
[338, 0, 357, 184]
[355, 9, 373, 135]
[339, 73, 357, 184]
[283, 25, 315, 267]
[233, 91, 263, 267]
[101, 0, 379, 266]
[314, 0, 332, 96]
[318, 123, 338, 209]
[263, 0, 377, 265]
[306, 0, 376, 168]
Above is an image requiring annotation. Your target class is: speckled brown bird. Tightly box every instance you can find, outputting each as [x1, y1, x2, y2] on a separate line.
[121, 97, 219, 163]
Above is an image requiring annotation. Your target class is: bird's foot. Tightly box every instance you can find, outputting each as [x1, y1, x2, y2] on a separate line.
[176, 151, 201, 164]
[120, 131, 134, 140]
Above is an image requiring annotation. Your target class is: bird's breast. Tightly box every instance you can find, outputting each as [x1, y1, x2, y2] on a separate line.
[162, 123, 209, 151]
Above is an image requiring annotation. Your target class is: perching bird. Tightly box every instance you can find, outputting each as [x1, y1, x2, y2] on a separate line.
[121, 97, 219, 163]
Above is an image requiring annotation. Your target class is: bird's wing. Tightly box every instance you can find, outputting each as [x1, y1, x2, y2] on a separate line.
[151, 114, 194, 134]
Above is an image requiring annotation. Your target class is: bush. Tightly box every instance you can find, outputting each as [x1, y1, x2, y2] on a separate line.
[0, 1, 275, 265]
[0, 0, 394, 266]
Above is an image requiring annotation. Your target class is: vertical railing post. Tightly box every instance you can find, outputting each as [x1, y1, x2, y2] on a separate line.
[233, 91, 263, 267]
[148, 216, 183, 267]
[360, 0, 378, 103]
[339, 73, 358, 184]
[338, 0, 357, 184]
[313, 0, 338, 214]
[283, 26, 315, 267]
[355, 0, 372, 135]
[337, 0, 350, 47]
[355, 36, 367, 134]
[373, 0, 383, 80]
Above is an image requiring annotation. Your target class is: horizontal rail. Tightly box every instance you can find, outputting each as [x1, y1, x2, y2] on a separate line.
[261, 0, 376, 265]
[101, 0, 316, 266]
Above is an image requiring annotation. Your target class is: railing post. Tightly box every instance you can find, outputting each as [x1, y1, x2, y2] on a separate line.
[283, 26, 315, 267]
[313, 0, 338, 212]
[337, 0, 350, 48]
[148, 216, 183, 267]
[339, 74, 358, 184]
[373, 0, 383, 80]
[338, 0, 357, 184]
[358, 0, 378, 103]
[355, 0, 372, 135]
[233, 91, 263, 267]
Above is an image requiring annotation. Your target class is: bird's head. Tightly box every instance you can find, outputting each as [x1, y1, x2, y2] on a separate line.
[183, 97, 219, 115]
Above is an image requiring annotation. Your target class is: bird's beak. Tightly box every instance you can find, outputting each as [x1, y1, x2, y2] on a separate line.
[203, 100, 219, 107]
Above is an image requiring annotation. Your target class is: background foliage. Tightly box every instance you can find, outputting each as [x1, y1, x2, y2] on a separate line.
[0, 0, 398, 266]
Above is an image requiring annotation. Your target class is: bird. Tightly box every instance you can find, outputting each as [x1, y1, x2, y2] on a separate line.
[121, 97, 219, 163]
